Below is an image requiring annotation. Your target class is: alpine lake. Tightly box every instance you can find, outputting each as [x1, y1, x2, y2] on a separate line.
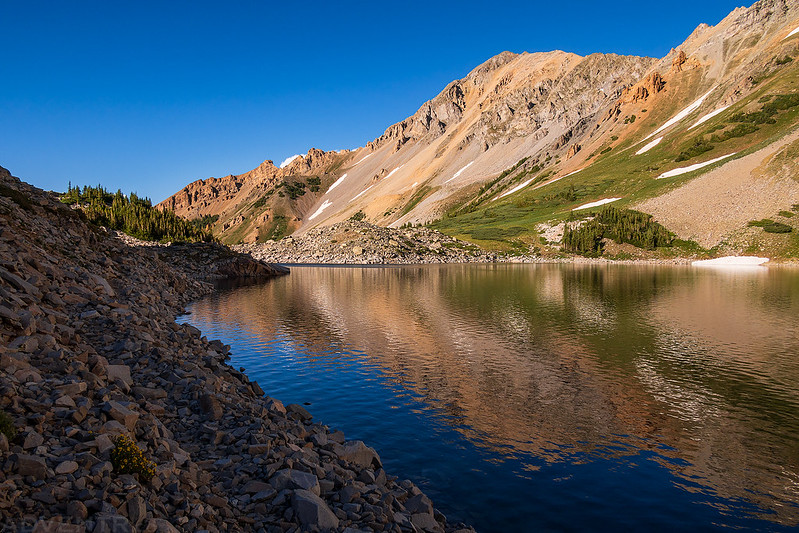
[178, 263, 799, 532]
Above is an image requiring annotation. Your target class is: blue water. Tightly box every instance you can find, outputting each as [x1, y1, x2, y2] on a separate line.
[179, 264, 799, 532]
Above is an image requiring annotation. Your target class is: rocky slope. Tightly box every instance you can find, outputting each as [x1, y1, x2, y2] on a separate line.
[0, 167, 473, 533]
[161, 0, 799, 260]
[233, 221, 510, 265]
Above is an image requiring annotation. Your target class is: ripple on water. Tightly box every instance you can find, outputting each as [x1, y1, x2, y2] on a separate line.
[179, 264, 799, 531]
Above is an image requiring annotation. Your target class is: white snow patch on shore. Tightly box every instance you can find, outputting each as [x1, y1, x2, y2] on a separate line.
[308, 200, 333, 221]
[783, 26, 799, 40]
[385, 165, 403, 179]
[327, 174, 347, 192]
[656, 153, 736, 179]
[690, 105, 731, 129]
[572, 197, 622, 211]
[692, 256, 769, 267]
[353, 153, 373, 166]
[636, 137, 663, 155]
[444, 161, 474, 183]
[350, 185, 374, 202]
[645, 87, 716, 139]
[279, 154, 302, 168]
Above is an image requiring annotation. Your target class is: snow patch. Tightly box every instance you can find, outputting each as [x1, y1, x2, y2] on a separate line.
[645, 87, 716, 139]
[494, 176, 538, 200]
[279, 154, 302, 168]
[385, 165, 403, 179]
[444, 161, 475, 183]
[656, 153, 737, 179]
[783, 26, 799, 40]
[690, 105, 731, 129]
[353, 153, 373, 166]
[308, 200, 333, 221]
[692, 256, 769, 267]
[326, 174, 347, 193]
[572, 197, 622, 211]
[350, 185, 374, 202]
[563, 168, 584, 178]
[411, 181, 419, 188]
[636, 137, 663, 155]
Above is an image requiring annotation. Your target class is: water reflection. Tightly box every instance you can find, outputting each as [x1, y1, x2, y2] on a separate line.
[182, 264, 799, 529]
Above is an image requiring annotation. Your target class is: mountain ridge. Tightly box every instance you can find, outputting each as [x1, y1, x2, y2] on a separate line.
[159, 0, 799, 259]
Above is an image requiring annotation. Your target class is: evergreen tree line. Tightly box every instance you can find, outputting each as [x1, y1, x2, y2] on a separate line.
[61, 184, 214, 243]
[563, 207, 674, 256]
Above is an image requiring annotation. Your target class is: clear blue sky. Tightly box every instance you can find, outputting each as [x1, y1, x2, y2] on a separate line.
[1, 1, 746, 203]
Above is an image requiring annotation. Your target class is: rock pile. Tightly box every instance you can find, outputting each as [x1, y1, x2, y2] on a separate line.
[234, 221, 503, 265]
[0, 167, 474, 533]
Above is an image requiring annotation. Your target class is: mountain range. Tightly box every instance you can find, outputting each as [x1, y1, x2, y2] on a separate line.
[158, 0, 799, 258]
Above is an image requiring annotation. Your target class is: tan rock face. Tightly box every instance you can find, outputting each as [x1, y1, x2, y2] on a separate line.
[566, 144, 581, 159]
[621, 72, 665, 103]
[672, 50, 687, 72]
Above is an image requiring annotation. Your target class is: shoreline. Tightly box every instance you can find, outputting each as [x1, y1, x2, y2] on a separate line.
[0, 171, 474, 532]
[234, 220, 799, 268]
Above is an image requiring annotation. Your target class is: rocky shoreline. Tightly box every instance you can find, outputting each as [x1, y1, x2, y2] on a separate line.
[233, 221, 700, 266]
[0, 168, 474, 533]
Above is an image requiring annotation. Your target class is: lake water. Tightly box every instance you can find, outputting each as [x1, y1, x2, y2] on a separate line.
[178, 264, 799, 532]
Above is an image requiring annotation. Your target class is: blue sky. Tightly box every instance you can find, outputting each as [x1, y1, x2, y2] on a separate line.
[1, 1, 746, 203]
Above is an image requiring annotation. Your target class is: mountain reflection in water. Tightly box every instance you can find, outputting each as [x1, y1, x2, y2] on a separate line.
[180, 264, 799, 531]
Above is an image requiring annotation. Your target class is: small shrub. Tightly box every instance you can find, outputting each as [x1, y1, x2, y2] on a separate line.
[779, 210, 794, 218]
[748, 219, 774, 227]
[764, 222, 793, 234]
[0, 411, 16, 441]
[350, 210, 366, 222]
[776, 56, 794, 65]
[110, 434, 156, 482]
[600, 147, 613, 155]
[676, 137, 714, 162]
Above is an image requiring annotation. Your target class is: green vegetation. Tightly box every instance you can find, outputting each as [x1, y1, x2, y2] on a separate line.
[779, 210, 794, 218]
[729, 93, 799, 125]
[676, 137, 714, 162]
[281, 180, 307, 199]
[190, 214, 219, 231]
[0, 410, 16, 441]
[776, 56, 794, 66]
[402, 186, 434, 216]
[110, 434, 156, 482]
[350, 210, 366, 221]
[600, 147, 613, 155]
[563, 207, 674, 256]
[251, 190, 274, 210]
[306, 176, 321, 192]
[261, 215, 289, 241]
[62, 184, 214, 242]
[765, 222, 793, 233]
[749, 219, 793, 233]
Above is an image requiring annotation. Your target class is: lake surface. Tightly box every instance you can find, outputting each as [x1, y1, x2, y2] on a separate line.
[178, 264, 799, 532]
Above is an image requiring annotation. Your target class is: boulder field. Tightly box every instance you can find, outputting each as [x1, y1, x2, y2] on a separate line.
[0, 167, 474, 533]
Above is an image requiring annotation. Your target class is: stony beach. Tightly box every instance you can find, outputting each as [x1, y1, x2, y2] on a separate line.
[0, 168, 474, 533]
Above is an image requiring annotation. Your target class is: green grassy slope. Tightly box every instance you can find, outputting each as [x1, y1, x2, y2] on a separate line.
[432, 57, 799, 258]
